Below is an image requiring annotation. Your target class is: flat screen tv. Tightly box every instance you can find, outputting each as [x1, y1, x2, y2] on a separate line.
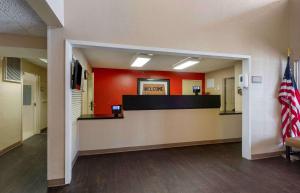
[71, 60, 82, 90]
[192, 86, 200, 95]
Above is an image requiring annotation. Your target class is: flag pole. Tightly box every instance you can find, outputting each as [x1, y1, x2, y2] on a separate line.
[288, 48, 292, 140]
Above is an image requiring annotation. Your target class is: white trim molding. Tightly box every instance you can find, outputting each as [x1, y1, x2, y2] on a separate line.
[65, 40, 73, 184]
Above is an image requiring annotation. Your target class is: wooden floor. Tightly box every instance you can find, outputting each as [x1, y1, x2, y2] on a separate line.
[49, 142, 300, 193]
[0, 134, 47, 193]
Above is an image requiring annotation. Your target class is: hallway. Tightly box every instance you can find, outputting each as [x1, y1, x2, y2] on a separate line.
[0, 134, 47, 193]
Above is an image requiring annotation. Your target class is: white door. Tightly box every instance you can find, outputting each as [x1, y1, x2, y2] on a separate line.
[22, 72, 38, 140]
[87, 73, 94, 114]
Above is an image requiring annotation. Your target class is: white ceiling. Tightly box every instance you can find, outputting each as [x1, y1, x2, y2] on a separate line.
[0, 0, 46, 37]
[80, 47, 240, 73]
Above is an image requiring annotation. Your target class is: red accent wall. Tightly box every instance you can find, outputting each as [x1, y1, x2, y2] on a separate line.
[93, 68, 205, 114]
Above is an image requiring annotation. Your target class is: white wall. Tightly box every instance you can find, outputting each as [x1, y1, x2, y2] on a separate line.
[48, 0, 290, 181]
[45, 0, 64, 25]
[79, 109, 242, 151]
[48, 29, 65, 180]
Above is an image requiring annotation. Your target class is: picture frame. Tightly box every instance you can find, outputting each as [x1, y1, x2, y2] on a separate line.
[137, 78, 170, 95]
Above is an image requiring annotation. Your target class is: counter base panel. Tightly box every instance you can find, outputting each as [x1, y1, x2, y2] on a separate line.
[78, 109, 242, 153]
[78, 138, 241, 156]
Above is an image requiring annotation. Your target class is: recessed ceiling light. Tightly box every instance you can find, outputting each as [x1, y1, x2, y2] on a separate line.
[173, 58, 200, 70]
[39, 58, 48, 63]
[131, 54, 151, 67]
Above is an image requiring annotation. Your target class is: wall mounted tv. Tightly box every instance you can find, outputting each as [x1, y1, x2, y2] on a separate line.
[71, 60, 82, 90]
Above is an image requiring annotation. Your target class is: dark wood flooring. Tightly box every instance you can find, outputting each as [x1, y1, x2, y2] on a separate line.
[0, 134, 47, 193]
[49, 142, 300, 193]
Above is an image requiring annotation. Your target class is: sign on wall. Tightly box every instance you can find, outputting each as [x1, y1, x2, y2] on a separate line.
[137, 78, 170, 95]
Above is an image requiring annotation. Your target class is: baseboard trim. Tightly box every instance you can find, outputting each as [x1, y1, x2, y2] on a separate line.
[79, 138, 242, 156]
[0, 141, 22, 157]
[48, 178, 65, 187]
[72, 152, 79, 168]
[40, 127, 47, 134]
[251, 150, 284, 160]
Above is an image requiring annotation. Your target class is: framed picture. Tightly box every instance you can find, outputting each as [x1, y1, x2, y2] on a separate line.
[137, 78, 170, 95]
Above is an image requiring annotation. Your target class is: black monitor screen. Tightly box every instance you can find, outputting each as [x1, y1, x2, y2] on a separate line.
[193, 86, 200, 93]
[112, 105, 122, 114]
[112, 105, 121, 111]
[72, 60, 82, 90]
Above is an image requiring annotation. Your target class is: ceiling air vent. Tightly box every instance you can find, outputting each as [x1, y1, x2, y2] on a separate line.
[3, 57, 21, 83]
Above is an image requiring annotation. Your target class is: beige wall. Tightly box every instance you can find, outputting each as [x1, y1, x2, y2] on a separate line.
[48, 0, 290, 180]
[0, 34, 46, 63]
[78, 109, 242, 151]
[205, 67, 235, 111]
[289, 0, 300, 60]
[0, 58, 22, 152]
[0, 34, 46, 49]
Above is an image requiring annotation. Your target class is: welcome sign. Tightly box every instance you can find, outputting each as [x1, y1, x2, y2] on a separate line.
[142, 83, 166, 95]
[137, 78, 170, 95]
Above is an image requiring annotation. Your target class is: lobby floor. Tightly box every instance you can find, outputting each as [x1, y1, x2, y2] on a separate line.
[0, 134, 47, 193]
[49, 142, 300, 193]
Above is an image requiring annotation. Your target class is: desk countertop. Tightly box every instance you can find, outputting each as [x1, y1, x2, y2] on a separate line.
[78, 114, 124, 120]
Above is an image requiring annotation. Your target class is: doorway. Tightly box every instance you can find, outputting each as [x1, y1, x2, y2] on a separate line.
[0, 55, 47, 193]
[22, 72, 38, 140]
[65, 40, 252, 184]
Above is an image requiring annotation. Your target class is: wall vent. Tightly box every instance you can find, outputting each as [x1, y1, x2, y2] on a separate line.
[3, 57, 21, 83]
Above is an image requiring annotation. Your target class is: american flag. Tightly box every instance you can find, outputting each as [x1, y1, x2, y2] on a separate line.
[278, 56, 300, 142]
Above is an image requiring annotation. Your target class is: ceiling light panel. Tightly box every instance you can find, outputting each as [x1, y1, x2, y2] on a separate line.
[173, 58, 200, 70]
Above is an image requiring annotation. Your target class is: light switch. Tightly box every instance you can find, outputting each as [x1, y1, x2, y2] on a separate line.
[251, 76, 262, 83]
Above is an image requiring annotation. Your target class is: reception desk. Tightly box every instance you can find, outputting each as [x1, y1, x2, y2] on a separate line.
[77, 95, 242, 155]
[123, 95, 221, 110]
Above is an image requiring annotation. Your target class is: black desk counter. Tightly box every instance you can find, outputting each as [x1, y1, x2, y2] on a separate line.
[78, 114, 124, 120]
[78, 95, 221, 120]
[123, 95, 221, 111]
[219, 111, 242, 115]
